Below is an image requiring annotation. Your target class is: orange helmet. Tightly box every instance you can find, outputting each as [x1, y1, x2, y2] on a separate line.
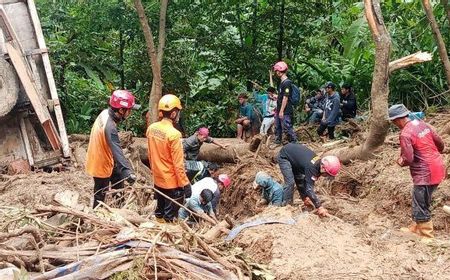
[158, 94, 182, 111]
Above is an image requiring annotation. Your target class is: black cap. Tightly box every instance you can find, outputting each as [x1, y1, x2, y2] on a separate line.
[200, 189, 214, 203]
[325, 82, 336, 90]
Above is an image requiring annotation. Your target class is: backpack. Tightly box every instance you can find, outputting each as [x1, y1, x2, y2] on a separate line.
[281, 79, 301, 106]
[290, 84, 301, 106]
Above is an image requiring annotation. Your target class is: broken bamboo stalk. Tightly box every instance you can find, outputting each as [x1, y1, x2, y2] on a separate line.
[180, 222, 244, 280]
[35, 204, 123, 229]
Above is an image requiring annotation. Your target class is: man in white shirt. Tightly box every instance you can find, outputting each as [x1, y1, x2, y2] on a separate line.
[191, 174, 231, 213]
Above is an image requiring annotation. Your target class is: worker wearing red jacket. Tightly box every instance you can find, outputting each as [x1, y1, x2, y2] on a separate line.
[388, 104, 446, 239]
[147, 94, 191, 223]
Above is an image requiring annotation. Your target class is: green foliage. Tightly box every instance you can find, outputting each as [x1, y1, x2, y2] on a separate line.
[37, 0, 449, 137]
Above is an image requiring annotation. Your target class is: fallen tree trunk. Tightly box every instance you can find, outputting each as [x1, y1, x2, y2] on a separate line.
[197, 143, 251, 163]
[131, 138, 251, 163]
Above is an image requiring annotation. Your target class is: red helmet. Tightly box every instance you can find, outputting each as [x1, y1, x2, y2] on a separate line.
[321, 156, 341, 177]
[273, 61, 288, 72]
[110, 90, 140, 110]
[218, 174, 231, 188]
[198, 127, 209, 137]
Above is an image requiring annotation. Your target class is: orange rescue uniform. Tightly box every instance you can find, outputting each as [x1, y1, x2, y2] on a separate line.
[86, 109, 114, 178]
[147, 119, 189, 188]
[86, 109, 132, 179]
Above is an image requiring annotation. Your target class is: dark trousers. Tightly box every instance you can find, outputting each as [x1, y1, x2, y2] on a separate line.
[278, 154, 305, 205]
[317, 123, 335, 139]
[412, 185, 437, 222]
[275, 114, 297, 142]
[93, 167, 124, 208]
[154, 186, 185, 222]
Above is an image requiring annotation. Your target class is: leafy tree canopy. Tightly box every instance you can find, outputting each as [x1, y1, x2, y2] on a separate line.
[37, 0, 449, 136]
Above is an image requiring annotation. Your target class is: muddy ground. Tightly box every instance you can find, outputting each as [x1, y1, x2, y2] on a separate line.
[1, 115, 450, 279]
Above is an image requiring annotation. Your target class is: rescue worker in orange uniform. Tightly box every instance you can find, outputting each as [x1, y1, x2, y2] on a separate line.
[86, 90, 140, 208]
[147, 94, 191, 223]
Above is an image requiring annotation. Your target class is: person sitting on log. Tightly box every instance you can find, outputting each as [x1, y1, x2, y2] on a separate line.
[253, 171, 283, 206]
[235, 93, 255, 139]
[179, 189, 218, 225]
[340, 84, 357, 121]
[191, 174, 231, 214]
[305, 88, 325, 124]
[183, 127, 227, 161]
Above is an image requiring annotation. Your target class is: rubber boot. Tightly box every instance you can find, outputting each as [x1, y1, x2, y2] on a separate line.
[400, 222, 418, 234]
[417, 221, 434, 239]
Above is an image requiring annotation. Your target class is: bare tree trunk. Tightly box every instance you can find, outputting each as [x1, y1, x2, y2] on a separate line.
[332, 1, 434, 163]
[441, 0, 450, 23]
[157, 0, 168, 67]
[277, 0, 285, 61]
[423, 0, 450, 87]
[335, 0, 391, 163]
[148, 0, 169, 124]
[133, 0, 167, 124]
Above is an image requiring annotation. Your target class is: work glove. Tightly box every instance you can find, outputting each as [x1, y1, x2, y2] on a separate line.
[127, 174, 137, 185]
[184, 184, 192, 198]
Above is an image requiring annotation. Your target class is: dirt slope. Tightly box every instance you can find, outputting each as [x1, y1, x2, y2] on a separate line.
[236, 207, 450, 280]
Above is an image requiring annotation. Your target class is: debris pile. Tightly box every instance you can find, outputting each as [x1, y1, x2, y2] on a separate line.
[0, 191, 253, 279]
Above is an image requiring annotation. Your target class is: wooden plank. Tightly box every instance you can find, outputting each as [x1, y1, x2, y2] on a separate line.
[6, 42, 47, 121]
[6, 42, 60, 150]
[27, 0, 70, 157]
[18, 115, 34, 166]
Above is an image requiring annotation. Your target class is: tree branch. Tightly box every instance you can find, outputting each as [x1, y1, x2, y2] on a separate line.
[389, 51, 432, 74]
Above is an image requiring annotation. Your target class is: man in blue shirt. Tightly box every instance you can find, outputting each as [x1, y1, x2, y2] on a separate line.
[235, 93, 254, 139]
[179, 189, 218, 225]
[317, 82, 340, 140]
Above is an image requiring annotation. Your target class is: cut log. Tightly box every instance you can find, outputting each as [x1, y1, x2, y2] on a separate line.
[197, 143, 251, 163]
[131, 137, 252, 163]
[203, 220, 231, 241]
